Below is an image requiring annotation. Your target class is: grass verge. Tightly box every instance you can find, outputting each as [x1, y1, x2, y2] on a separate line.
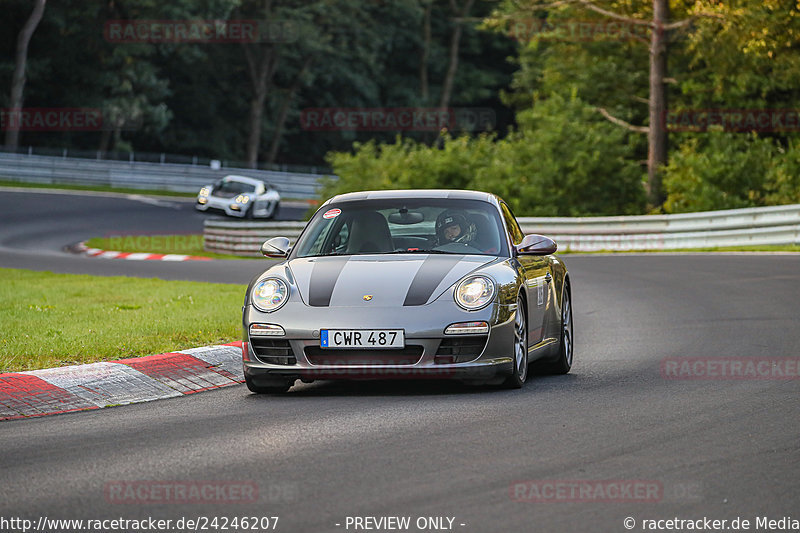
[84, 235, 263, 260]
[0, 268, 246, 372]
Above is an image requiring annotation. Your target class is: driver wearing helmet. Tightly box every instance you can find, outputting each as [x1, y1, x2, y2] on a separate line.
[434, 210, 477, 246]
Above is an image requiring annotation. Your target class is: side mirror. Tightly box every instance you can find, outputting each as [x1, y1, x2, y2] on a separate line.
[261, 237, 291, 258]
[516, 234, 557, 255]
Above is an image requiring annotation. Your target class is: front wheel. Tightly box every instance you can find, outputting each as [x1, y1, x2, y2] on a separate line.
[537, 283, 573, 375]
[502, 295, 528, 389]
[265, 202, 280, 220]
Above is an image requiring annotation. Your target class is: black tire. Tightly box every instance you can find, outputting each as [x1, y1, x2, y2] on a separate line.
[267, 202, 280, 220]
[244, 204, 255, 219]
[245, 374, 292, 394]
[502, 295, 528, 389]
[537, 283, 573, 375]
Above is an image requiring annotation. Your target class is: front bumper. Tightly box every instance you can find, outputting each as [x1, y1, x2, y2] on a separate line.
[242, 300, 516, 382]
[196, 195, 248, 217]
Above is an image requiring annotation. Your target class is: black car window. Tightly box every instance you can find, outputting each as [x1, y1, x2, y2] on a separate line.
[294, 198, 508, 257]
[500, 202, 525, 245]
[216, 180, 256, 194]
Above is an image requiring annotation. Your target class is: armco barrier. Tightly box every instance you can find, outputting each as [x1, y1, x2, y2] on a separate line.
[0, 152, 331, 199]
[203, 203, 800, 255]
[205, 221, 307, 256]
[519, 203, 800, 251]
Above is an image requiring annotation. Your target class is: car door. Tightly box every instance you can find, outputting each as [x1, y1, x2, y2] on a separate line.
[500, 202, 550, 345]
[252, 183, 267, 216]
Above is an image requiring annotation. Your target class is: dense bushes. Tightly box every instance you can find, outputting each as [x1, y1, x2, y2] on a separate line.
[662, 133, 800, 213]
[325, 103, 800, 216]
[324, 94, 647, 216]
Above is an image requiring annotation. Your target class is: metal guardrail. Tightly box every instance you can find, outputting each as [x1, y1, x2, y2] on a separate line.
[0, 145, 330, 174]
[521, 203, 800, 251]
[203, 203, 800, 255]
[0, 152, 332, 199]
[205, 221, 308, 256]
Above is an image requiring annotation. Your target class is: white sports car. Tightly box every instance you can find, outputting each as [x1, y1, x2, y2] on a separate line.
[196, 175, 280, 219]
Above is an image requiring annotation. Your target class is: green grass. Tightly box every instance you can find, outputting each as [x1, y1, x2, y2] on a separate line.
[0, 178, 197, 198]
[559, 244, 800, 254]
[85, 234, 264, 260]
[0, 268, 246, 372]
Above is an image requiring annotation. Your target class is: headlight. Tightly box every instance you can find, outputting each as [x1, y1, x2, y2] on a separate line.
[251, 278, 289, 312]
[455, 275, 495, 310]
[199, 187, 210, 197]
[235, 195, 250, 204]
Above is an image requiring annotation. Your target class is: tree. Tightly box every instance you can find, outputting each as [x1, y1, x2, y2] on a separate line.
[237, 0, 387, 167]
[240, 0, 280, 168]
[490, 0, 723, 206]
[647, 0, 669, 206]
[266, 56, 312, 163]
[419, 0, 433, 102]
[4, 0, 46, 149]
[439, 0, 476, 108]
[0, 0, 516, 166]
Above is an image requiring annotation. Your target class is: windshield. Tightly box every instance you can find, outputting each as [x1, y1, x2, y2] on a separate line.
[294, 198, 508, 258]
[215, 180, 256, 194]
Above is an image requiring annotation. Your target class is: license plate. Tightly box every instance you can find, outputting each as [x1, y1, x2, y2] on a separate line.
[320, 329, 404, 349]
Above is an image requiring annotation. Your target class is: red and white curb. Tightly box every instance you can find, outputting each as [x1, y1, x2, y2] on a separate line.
[0, 342, 244, 421]
[73, 241, 213, 261]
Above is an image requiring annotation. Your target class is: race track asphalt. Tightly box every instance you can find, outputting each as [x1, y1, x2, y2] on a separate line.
[0, 189, 305, 282]
[1, 190, 798, 532]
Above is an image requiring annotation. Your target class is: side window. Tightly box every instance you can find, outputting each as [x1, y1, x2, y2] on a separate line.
[500, 202, 524, 245]
[304, 225, 328, 256]
[304, 219, 348, 255]
[331, 221, 350, 253]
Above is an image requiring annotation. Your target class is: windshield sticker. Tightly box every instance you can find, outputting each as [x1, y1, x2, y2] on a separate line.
[323, 208, 342, 219]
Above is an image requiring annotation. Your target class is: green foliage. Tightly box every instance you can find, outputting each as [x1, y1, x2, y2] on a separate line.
[0, 0, 516, 165]
[4, 0, 800, 213]
[663, 133, 800, 213]
[325, 93, 646, 216]
[658, 0, 800, 213]
[485, 0, 800, 213]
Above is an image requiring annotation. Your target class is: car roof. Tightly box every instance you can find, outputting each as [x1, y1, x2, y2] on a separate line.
[221, 175, 263, 186]
[325, 189, 501, 206]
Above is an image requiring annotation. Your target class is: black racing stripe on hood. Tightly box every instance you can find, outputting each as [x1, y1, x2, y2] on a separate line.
[403, 255, 463, 306]
[308, 257, 349, 307]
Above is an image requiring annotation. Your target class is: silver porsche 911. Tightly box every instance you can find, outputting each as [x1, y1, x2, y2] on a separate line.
[242, 189, 572, 393]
